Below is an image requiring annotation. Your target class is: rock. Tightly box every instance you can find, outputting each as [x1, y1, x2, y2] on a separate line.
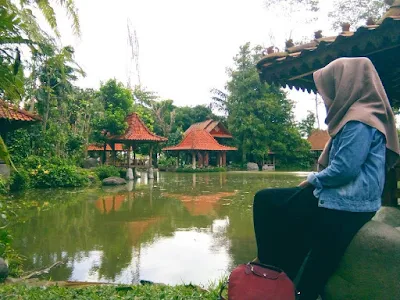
[148, 167, 154, 179]
[372, 207, 400, 228]
[102, 177, 126, 186]
[83, 158, 99, 169]
[247, 162, 259, 171]
[325, 221, 400, 300]
[262, 164, 275, 171]
[0, 257, 8, 282]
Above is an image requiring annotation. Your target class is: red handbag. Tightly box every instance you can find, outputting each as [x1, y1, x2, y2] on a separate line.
[219, 262, 296, 300]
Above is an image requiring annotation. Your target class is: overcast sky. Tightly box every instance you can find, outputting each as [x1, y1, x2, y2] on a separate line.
[52, 0, 338, 127]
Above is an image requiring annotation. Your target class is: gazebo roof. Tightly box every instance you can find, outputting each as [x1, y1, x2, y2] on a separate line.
[164, 192, 236, 216]
[87, 143, 125, 151]
[256, 1, 400, 107]
[163, 129, 237, 151]
[0, 100, 41, 131]
[109, 113, 167, 143]
[185, 119, 233, 138]
[307, 129, 330, 151]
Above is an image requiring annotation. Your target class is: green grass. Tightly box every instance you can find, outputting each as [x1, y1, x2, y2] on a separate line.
[0, 282, 224, 299]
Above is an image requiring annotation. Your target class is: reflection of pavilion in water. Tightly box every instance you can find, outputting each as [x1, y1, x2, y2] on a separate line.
[164, 191, 236, 216]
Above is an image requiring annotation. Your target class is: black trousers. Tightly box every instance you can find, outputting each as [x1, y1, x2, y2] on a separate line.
[253, 186, 375, 300]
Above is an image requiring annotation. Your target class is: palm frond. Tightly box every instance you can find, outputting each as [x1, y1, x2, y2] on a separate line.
[57, 0, 81, 36]
[35, 0, 60, 37]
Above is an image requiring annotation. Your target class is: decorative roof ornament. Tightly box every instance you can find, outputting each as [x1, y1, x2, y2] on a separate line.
[314, 30, 323, 39]
[341, 22, 351, 32]
[285, 39, 294, 50]
[378, 0, 400, 23]
[366, 17, 376, 26]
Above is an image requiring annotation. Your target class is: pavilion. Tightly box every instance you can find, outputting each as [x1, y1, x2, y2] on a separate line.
[0, 100, 41, 139]
[307, 129, 330, 169]
[256, 1, 400, 205]
[184, 119, 233, 140]
[0, 100, 41, 176]
[108, 113, 167, 179]
[163, 129, 237, 169]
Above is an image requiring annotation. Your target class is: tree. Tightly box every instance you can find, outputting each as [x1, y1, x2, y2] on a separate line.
[224, 42, 311, 167]
[329, 0, 390, 30]
[298, 111, 316, 138]
[92, 79, 133, 141]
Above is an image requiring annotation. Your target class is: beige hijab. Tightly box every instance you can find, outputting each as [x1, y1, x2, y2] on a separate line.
[314, 57, 400, 170]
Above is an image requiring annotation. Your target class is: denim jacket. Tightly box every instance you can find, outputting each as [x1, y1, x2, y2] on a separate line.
[307, 121, 386, 212]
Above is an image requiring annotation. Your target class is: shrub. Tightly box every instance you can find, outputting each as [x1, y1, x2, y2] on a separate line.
[94, 165, 121, 180]
[30, 165, 90, 188]
[158, 156, 177, 168]
[118, 168, 127, 178]
[9, 170, 30, 192]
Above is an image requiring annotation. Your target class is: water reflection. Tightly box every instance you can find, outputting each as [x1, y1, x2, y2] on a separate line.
[11, 172, 305, 286]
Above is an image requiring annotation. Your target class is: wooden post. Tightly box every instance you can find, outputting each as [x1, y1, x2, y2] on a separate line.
[217, 152, 221, 167]
[111, 143, 116, 166]
[192, 151, 196, 169]
[197, 151, 203, 168]
[149, 144, 153, 168]
[222, 151, 227, 167]
[177, 152, 180, 167]
[204, 152, 209, 167]
[127, 144, 131, 168]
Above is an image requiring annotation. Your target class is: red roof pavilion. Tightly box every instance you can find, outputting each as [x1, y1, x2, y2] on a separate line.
[307, 130, 330, 151]
[109, 113, 167, 143]
[163, 129, 237, 151]
[0, 100, 41, 132]
[184, 119, 232, 139]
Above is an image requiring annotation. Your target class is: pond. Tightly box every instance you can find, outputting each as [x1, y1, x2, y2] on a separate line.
[11, 171, 307, 286]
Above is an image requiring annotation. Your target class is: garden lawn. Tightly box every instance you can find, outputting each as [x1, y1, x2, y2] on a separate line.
[0, 283, 223, 299]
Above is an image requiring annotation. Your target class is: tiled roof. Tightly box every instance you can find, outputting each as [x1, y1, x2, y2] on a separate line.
[307, 129, 330, 151]
[110, 113, 167, 142]
[87, 143, 125, 151]
[185, 119, 233, 138]
[163, 129, 237, 151]
[256, 9, 400, 106]
[0, 100, 41, 122]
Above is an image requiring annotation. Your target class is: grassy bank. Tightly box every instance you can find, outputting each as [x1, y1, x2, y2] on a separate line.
[0, 282, 223, 299]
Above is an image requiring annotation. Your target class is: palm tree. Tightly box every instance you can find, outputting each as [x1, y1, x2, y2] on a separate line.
[0, 0, 81, 165]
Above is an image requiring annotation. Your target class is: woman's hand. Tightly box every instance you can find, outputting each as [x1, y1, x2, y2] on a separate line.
[298, 180, 311, 188]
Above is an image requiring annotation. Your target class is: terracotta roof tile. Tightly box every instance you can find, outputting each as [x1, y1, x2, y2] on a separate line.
[163, 129, 237, 151]
[0, 100, 41, 122]
[185, 119, 233, 138]
[110, 113, 167, 142]
[307, 129, 330, 151]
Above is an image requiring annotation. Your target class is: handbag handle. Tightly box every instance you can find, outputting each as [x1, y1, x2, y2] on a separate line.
[218, 262, 285, 299]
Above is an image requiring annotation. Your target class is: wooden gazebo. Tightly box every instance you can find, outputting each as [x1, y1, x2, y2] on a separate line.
[256, 1, 400, 205]
[0, 100, 41, 177]
[108, 113, 167, 179]
[0, 100, 41, 139]
[163, 129, 237, 169]
[184, 119, 233, 139]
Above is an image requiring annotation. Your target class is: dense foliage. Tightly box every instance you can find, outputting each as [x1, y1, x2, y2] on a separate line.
[214, 43, 313, 169]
